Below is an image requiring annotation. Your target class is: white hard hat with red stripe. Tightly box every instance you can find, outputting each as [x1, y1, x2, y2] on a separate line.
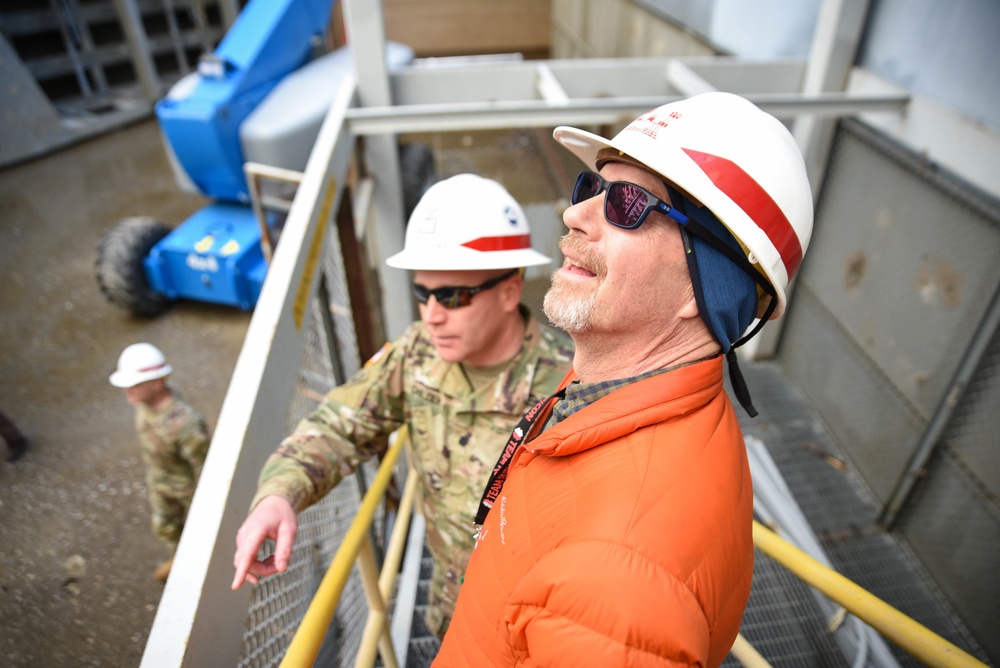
[386, 173, 552, 271]
[109, 342, 173, 388]
[552, 92, 813, 319]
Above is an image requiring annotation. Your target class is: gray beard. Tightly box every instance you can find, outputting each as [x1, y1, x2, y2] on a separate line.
[543, 281, 596, 333]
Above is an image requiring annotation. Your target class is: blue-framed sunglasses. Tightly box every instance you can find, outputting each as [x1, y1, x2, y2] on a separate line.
[412, 268, 519, 309]
[572, 170, 689, 229]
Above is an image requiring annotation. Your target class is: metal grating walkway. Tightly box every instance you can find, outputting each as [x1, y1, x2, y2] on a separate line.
[728, 359, 988, 667]
[401, 359, 989, 667]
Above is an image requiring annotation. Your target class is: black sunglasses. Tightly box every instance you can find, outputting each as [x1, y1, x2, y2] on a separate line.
[572, 170, 689, 229]
[574, 170, 780, 346]
[412, 268, 519, 309]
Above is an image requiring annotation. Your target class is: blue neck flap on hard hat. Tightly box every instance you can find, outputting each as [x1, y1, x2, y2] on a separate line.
[674, 197, 758, 355]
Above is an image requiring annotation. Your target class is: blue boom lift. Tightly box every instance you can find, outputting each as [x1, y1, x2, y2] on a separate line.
[95, 0, 433, 316]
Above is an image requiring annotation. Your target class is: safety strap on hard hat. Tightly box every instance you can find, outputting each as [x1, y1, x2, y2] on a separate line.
[667, 184, 778, 418]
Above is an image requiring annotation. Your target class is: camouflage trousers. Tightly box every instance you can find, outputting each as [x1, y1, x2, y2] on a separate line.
[425, 561, 457, 640]
[148, 489, 193, 551]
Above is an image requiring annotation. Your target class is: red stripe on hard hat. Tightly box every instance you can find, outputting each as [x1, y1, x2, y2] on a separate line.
[683, 148, 803, 279]
[139, 363, 167, 373]
[461, 234, 531, 252]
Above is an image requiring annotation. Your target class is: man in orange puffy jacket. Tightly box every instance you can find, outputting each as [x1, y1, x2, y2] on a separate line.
[434, 92, 815, 667]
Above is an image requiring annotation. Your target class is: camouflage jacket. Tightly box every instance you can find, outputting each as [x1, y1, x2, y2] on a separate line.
[252, 309, 573, 629]
[136, 393, 210, 500]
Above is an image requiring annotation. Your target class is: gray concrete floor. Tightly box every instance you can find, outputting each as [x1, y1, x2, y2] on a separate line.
[0, 120, 252, 666]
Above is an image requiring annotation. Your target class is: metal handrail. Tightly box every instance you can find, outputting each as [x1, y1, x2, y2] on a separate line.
[752, 521, 987, 668]
[243, 161, 305, 264]
[730, 633, 773, 668]
[280, 426, 416, 667]
[273, 440, 985, 667]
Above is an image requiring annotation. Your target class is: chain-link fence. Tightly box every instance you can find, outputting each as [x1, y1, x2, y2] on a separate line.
[237, 183, 376, 667]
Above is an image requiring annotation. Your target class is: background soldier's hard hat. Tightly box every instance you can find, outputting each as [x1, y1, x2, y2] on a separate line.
[386, 173, 552, 271]
[553, 91, 814, 319]
[109, 342, 173, 388]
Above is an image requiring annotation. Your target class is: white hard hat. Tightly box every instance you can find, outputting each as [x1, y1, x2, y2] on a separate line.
[109, 343, 173, 388]
[553, 92, 813, 319]
[386, 173, 552, 271]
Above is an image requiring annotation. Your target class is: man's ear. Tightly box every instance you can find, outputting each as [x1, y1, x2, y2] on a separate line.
[500, 272, 524, 313]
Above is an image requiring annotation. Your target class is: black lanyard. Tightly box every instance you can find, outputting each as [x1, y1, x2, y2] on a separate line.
[475, 388, 566, 525]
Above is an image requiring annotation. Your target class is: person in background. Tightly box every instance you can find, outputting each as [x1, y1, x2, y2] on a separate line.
[435, 92, 814, 667]
[231, 174, 574, 639]
[0, 409, 29, 462]
[110, 342, 210, 583]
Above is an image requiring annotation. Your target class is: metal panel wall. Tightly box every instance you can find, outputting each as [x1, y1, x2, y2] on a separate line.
[894, 324, 1000, 662]
[780, 118, 1000, 661]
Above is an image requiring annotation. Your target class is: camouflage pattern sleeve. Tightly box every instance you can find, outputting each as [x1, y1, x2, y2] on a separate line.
[176, 409, 210, 482]
[251, 333, 411, 512]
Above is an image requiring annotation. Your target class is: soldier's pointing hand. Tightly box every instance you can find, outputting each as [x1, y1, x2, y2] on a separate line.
[232, 495, 298, 590]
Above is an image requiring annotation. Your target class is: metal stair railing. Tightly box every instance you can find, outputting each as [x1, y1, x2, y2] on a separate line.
[751, 521, 987, 668]
[280, 425, 418, 668]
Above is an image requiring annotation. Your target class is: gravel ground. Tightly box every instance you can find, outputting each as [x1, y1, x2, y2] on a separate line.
[0, 120, 252, 666]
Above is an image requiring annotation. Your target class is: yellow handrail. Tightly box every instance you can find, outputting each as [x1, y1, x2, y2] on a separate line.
[730, 633, 772, 668]
[354, 470, 420, 667]
[752, 520, 987, 668]
[280, 425, 411, 667]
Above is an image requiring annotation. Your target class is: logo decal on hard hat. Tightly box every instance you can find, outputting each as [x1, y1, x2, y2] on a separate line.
[624, 110, 683, 140]
[412, 209, 438, 234]
[504, 206, 518, 226]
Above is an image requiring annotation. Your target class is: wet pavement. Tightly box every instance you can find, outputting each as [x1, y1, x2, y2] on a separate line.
[0, 119, 252, 666]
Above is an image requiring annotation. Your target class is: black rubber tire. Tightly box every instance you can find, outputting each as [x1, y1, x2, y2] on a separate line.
[398, 141, 437, 220]
[95, 216, 172, 317]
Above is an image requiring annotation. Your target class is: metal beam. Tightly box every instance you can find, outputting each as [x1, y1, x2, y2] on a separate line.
[793, 0, 872, 196]
[345, 91, 909, 136]
[342, 0, 411, 341]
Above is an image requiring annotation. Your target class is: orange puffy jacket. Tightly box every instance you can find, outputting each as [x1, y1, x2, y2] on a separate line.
[434, 356, 753, 667]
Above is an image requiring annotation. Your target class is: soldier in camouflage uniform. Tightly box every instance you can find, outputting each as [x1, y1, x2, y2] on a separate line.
[232, 174, 574, 639]
[111, 343, 210, 582]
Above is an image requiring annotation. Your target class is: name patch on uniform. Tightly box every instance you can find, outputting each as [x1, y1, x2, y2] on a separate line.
[410, 382, 442, 405]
